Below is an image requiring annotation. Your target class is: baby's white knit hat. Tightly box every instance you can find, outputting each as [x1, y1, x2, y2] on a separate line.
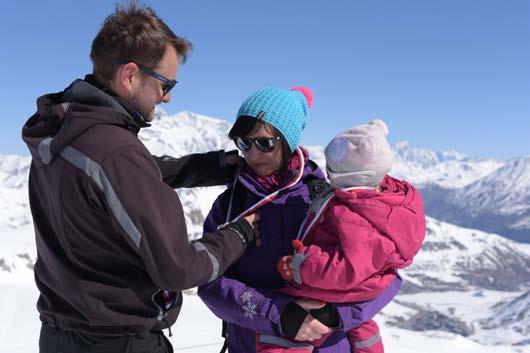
[324, 119, 394, 188]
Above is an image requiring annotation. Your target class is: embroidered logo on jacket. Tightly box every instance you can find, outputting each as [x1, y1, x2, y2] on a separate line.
[240, 291, 257, 319]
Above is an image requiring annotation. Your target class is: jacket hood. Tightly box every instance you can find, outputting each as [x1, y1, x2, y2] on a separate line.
[21, 77, 141, 165]
[332, 175, 426, 261]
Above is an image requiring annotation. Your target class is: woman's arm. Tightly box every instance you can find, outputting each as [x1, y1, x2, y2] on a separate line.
[198, 276, 293, 335]
[278, 276, 401, 340]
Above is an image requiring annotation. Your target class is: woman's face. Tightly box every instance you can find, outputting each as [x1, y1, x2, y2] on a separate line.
[242, 124, 285, 177]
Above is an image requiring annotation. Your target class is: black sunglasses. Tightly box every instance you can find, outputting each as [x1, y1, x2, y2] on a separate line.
[114, 60, 177, 96]
[234, 136, 281, 153]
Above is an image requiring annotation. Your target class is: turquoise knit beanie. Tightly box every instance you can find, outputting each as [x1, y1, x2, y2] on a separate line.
[236, 86, 313, 152]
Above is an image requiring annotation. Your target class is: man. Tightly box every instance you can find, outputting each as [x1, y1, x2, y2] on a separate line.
[22, 2, 257, 352]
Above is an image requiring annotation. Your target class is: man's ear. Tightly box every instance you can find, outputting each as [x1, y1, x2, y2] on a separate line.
[114, 62, 140, 97]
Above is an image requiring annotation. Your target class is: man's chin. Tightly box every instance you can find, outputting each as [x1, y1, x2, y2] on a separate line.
[143, 109, 156, 122]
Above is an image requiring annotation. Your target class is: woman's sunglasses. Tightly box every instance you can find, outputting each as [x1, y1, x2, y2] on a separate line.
[234, 136, 281, 153]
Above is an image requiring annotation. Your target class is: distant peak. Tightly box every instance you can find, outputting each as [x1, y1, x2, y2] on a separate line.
[394, 141, 411, 148]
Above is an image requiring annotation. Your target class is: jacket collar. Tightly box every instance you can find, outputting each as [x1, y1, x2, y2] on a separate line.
[83, 75, 151, 134]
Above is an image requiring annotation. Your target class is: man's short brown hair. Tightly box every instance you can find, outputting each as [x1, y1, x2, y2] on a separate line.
[90, 1, 192, 86]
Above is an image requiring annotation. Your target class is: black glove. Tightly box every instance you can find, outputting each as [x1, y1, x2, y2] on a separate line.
[279, 302, 309, 339]
[309, 303, 340, 328]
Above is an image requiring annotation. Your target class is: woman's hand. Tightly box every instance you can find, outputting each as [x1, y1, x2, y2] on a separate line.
[293, 299, 332, 342]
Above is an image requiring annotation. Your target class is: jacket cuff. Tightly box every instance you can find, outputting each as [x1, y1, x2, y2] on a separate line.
[260, 290, 292, 336]
[217, 149, 226, 168]
[219, 149, 240, 182]
[219, 149, 239, 167]
[290, 253, 308, 284]
[217, 218, 256, 247]
[235, 217, 256, 245]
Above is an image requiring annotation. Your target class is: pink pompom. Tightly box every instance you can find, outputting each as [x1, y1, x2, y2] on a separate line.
[291, 86, 313, 108]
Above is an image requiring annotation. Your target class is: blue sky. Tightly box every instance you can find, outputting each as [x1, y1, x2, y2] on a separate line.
[1, 0, 528, 158]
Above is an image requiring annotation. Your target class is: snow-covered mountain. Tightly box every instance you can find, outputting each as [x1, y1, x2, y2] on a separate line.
[1, 110, 529, 351]
[390, 141, 504, 189]
[455, 157, 530, 216]
[140, 109, 235, 157]
[0, 154, 30, 190]
[298, 142, 504, 191]
[418, 156, 530, 243]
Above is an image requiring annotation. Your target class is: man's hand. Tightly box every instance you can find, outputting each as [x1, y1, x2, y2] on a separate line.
[242, 213, 260, 245]
[243, 213, 259, 229]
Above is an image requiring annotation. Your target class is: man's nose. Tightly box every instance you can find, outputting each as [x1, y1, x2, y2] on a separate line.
[162, 92, 171, 103]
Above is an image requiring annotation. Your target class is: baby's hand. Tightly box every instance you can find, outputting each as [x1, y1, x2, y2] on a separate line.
[278, 240, 307, 281]
[277, 255, 294, 281]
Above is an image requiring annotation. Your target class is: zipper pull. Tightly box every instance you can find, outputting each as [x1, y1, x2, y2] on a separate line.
[168, 325, 173, 337]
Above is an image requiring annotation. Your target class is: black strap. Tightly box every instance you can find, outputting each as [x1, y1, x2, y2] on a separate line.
[221, 320, 228, 338]
[280, 302, 310, 339]
[309, 303, 340, 328]
[219, 340, 228, 353]
[305, 176, 330, 201]
[219, 320, 228, 353]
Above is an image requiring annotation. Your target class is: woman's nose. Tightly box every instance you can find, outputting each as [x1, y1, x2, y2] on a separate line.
[245, 144, 262, 158]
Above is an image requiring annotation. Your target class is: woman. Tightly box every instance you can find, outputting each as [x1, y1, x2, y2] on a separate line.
[198, 86, 401, 353]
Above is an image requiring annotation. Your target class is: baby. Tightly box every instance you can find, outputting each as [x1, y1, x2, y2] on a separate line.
[271, 119, 426, 353]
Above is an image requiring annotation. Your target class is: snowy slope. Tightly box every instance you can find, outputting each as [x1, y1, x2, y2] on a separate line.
[1, 282, 528, 353]
[391, 218, 530, 346]
[401, 217, 530, 292]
